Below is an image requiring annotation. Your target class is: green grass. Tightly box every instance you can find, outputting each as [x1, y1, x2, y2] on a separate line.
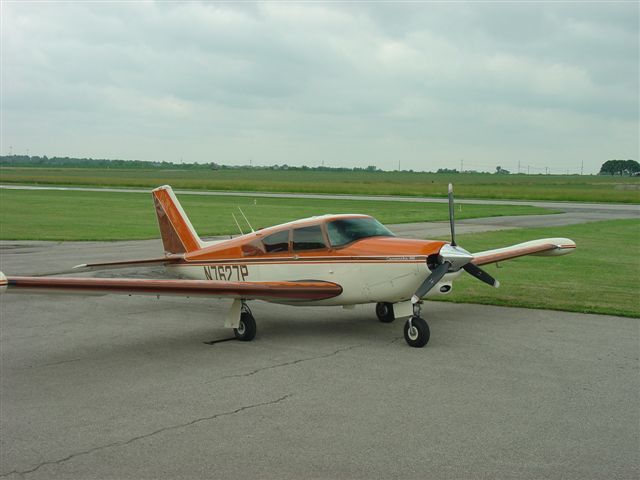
[1, 189, 636, 317]
[0, 189, 555, 241]
[1, 167, 639, 203]
[435, 219, 640, 318]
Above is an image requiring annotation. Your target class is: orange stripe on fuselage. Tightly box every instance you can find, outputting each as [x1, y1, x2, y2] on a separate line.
[185, 234, 445, 263]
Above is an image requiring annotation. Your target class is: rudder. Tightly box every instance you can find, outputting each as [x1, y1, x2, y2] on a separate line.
[152, 185, 203, 255]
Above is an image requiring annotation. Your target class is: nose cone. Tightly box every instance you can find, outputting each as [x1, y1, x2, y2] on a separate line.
[438, 244, 473, 270]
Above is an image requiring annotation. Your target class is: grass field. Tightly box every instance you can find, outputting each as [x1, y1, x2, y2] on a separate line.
[1, 189, 637, 318]
[1, 167, 639, 203]
[434, 219, 640, 318]
[0, 189, 554, 241]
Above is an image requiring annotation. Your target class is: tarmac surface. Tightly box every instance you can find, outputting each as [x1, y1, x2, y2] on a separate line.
[1, 202, 639, 479]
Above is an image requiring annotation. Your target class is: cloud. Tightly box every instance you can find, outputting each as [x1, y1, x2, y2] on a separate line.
[1, 1, 637, 173]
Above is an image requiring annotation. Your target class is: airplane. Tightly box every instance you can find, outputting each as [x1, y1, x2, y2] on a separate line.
[0, 184, 576, 347]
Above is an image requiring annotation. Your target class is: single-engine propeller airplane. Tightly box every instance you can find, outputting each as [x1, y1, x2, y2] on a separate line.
[0, 184, 575, 347]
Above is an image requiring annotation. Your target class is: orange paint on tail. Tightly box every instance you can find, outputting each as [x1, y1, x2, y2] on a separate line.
[152, 186, 203, 255]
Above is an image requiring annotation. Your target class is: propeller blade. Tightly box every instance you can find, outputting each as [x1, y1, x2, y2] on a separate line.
[463, 263, 500, 288]
[412, 262, 450, 303]
[448, 183, 456, 247]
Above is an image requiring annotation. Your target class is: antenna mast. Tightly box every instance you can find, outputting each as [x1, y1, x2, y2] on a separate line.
[231, 213, 244, 235]
[238, 207, 255, 232]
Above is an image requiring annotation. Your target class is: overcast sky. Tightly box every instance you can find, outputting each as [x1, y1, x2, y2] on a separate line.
[1, 1, 638, 174]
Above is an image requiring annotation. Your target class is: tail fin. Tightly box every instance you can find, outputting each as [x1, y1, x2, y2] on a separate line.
[152, 185, 203, 255]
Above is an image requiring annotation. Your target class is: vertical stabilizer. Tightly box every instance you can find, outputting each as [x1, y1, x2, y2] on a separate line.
[152, 186, 203, 255]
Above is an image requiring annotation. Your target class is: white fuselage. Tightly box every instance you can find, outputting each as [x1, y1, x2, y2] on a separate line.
[169, 258, 461, 306]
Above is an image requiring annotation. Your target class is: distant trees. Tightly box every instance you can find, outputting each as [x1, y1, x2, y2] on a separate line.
[0, 155, 197, 170]
[495, 166, 510, 174]
[436, 168, 458, 174]
[0, 155, 386, 173]
[599, 159, 639, 176]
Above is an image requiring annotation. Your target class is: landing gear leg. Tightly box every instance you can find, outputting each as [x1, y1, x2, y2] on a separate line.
[234, 302, 257, 341]
[375, 302, 395, 323]
[403, 301, 430, 348]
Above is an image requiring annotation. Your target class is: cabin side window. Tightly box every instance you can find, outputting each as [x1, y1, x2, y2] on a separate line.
[262, 230, 290, 253]
[241, 239, 265, 256]
[292, 225, 327, 251]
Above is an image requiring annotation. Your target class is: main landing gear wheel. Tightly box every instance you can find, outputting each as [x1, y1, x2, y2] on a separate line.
[376, 302, 395, 323]
[404, 316, 430, 348]
[234, 310, 257, 341]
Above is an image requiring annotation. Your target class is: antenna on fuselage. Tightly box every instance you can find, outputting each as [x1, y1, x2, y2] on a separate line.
[231, 213, 244, 235]
[238, 207, 255, 233]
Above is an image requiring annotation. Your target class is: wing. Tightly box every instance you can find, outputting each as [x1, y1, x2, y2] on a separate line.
[0, 273, 342, 302]
[471, 237, 576, 266]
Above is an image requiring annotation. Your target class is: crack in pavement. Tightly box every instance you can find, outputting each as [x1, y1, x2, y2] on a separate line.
[220, 343, 364, 380]
[0, 394, 292, 479]
[25, 358, 84, 369]
[2, 344, 364, 478]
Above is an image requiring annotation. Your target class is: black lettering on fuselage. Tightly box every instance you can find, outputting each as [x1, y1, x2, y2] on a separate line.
[204, 264, 249, 281]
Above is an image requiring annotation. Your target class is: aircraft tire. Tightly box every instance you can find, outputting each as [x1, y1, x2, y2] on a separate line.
[234, 311, 257, 341]
[376, 302, 395, 323]
[403, 316, 430, 348]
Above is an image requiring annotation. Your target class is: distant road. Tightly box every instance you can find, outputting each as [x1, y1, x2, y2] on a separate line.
[2, 183, 639, 213]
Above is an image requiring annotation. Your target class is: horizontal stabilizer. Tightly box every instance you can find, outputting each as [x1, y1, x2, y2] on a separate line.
[73, 255, 184, 272]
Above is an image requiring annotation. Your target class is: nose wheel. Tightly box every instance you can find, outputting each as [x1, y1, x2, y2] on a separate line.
[404, 316, 430, 348]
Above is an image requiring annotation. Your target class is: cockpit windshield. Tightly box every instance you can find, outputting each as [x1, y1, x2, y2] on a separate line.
[326, 217, 395, 247]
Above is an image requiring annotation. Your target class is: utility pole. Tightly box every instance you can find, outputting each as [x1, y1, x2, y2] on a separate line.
[518, 160, 521, 174]
[545, 166, 549, 175]
[581, 160, 584, 175]
[398, 159, 401, 171]
[527, 165, 530, 175]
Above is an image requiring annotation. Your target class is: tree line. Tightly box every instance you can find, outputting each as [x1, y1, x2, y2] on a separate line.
[0, 155, 387, 172]
[599, 159, 640, 176]
[2, 155, 638, 175]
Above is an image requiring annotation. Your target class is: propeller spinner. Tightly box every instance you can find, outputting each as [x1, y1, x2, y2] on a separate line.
[411, 184, 499, 304]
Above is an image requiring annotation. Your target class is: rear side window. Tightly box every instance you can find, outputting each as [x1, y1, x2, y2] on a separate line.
[292, 225, 326, 251]
[263, 230, 289, 253]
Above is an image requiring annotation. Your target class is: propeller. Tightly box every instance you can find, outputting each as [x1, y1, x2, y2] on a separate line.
[463, 262, 499, 288]
[448, 183, 457, 247]
[411, 183, 499, 304]
[411, 262, 450, 304]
